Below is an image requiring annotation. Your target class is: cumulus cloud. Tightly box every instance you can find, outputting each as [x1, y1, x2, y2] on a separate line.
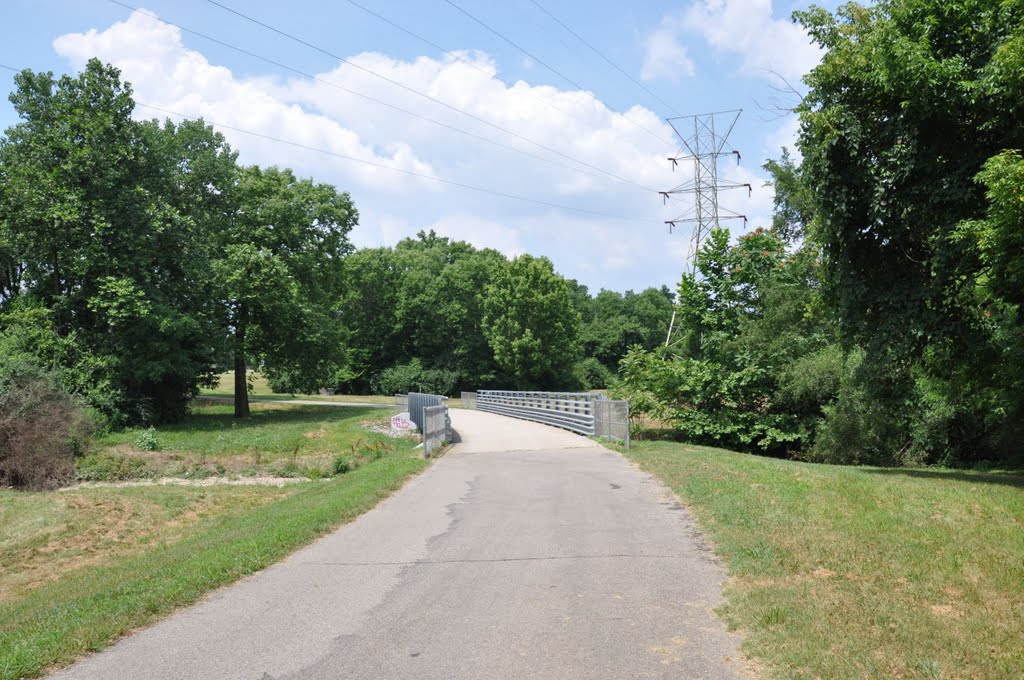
[640, 15, 696, 82]
[682, 0, 822, 83]
[53, 13, 438, 193]
[48, 8, 770, 292]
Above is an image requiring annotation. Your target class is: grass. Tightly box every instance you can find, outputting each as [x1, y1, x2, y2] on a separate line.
[0, 404, 428, 680]
[92, 401, 411, 478]
[200, 371, 465, 408]
[621, 441, 1024, 679]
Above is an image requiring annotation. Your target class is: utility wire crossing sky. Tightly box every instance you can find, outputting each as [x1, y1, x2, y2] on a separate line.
[0, 0, 830, 293]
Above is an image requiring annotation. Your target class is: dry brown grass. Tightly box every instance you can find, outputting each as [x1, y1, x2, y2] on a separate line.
[0, 486, 292, 602]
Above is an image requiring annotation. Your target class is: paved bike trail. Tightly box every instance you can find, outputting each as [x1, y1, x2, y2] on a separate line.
[50, 410, 748, 680]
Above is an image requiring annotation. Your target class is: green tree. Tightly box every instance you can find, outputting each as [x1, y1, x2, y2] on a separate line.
[337, 232, 508, 393]
[336, 246, 403, 392]
[762, 148, 814, 243]
[483, 254, 580, 389]
[0, 60, 235, 423]
[216, 165, 356, 418]
[795, 0, 1024, 462]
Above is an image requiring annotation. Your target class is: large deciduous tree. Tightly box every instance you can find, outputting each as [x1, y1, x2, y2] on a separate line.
[217, 165, 356, 418]
[482, 254, 580, 390]
[0, 59, 236, 423]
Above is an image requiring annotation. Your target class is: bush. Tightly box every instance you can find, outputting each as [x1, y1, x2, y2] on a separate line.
[76, 452, 151, 482]
[574, 357, 613, 390]
[0, 359, 91, 490]
[134, 426, 160, 451]
[278, 461, 303, 478]
[371, 359, 459, 397]
[331, 455, 353, 475]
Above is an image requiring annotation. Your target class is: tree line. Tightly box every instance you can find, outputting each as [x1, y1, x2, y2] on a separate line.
[616, 0, 1023, 468]
[0, 58, 673, 439]
[4, 0, 1021, 476]
[330, 234, 674, 397]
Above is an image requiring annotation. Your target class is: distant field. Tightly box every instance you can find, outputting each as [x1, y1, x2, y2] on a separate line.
[623, 441, 1024, 679]
[0, 403, 428, 680]
[201, 372, 464, 408]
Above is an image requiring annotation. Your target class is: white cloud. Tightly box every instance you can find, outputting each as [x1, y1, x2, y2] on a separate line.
[682, 0, 822, 83]
[640, 15, 696, 82]
[763, 115, 802, 161]
[50, 9, 714, 293]
[426, 214, 525, 256]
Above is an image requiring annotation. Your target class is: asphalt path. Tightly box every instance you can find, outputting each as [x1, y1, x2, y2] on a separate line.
[50, 410, 747, 680]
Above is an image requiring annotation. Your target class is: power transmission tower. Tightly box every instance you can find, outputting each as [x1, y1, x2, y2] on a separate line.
[660, 109, 750, 345]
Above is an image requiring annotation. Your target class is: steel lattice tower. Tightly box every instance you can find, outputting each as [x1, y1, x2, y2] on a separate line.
[660, 110, 750, 275]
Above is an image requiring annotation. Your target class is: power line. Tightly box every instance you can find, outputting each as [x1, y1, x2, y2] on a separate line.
[107, 1, 653, 195]
[440, 0, 675, 148]
[138, 103, 646, 220]
[340, 0, 496, 80]
[526, 0, 681, 116]
[202, 0, 656, 193]
[0, 64, 653, 221]
[442, 0, 589, 96]
[338, 0, 626, 148]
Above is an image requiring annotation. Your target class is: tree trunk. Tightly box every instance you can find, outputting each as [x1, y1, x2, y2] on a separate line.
[233, 306, 250, 419]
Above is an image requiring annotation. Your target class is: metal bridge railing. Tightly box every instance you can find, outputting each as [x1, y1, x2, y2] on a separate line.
[423, 404, 450, 457]
[473, 390, 629, 445]
[408, 392, 450, 458]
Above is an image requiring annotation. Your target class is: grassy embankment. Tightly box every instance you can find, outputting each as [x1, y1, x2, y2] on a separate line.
[0, 401, 427, 680]
[622, 441, 1024, 679]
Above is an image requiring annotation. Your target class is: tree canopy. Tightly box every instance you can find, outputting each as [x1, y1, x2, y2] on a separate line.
[0, 60, 356, 423]
[619, 0, 1024, 466]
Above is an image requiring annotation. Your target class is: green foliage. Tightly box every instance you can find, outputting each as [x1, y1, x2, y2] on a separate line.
[217, 164, 356, 417]
[331, 455, 352, 475]
[576, 286, 674, 373]
[370, 358, 459, 397]
[337, 232, 507, 393]
[617, 225, 844, 455]
[574, 356, 613, 390]
[483, 254, 581, 390]
[618, 347, 810, 453]
[961, 150, 1024, 309]
[337, 232, 669, 394]
[795, 0, 1024, 463]
[134, 427, 160, 452]
[0, 60, 234, 424]
[75, 452, 150, 482]
[762, 148, 815, 243]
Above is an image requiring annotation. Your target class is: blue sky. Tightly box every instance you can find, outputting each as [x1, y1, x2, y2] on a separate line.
[1, 0, 835, 294]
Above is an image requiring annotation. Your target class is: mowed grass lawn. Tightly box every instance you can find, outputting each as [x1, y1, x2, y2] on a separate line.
[624, 442, 1024, 679]
[200, 372, 464, 408]
[0, 403, 428, 680]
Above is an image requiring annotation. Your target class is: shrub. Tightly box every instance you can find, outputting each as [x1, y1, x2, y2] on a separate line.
[574, 357, 613, 390]
[278, 461, 303, 478]
[371, 359, 459, 397]
[76, 452, 150, 482]
[134, 427, 160, 451]
[331, 455, 352, 475]
[305, 467, 326, 480]
[0, 359, 91, 490]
